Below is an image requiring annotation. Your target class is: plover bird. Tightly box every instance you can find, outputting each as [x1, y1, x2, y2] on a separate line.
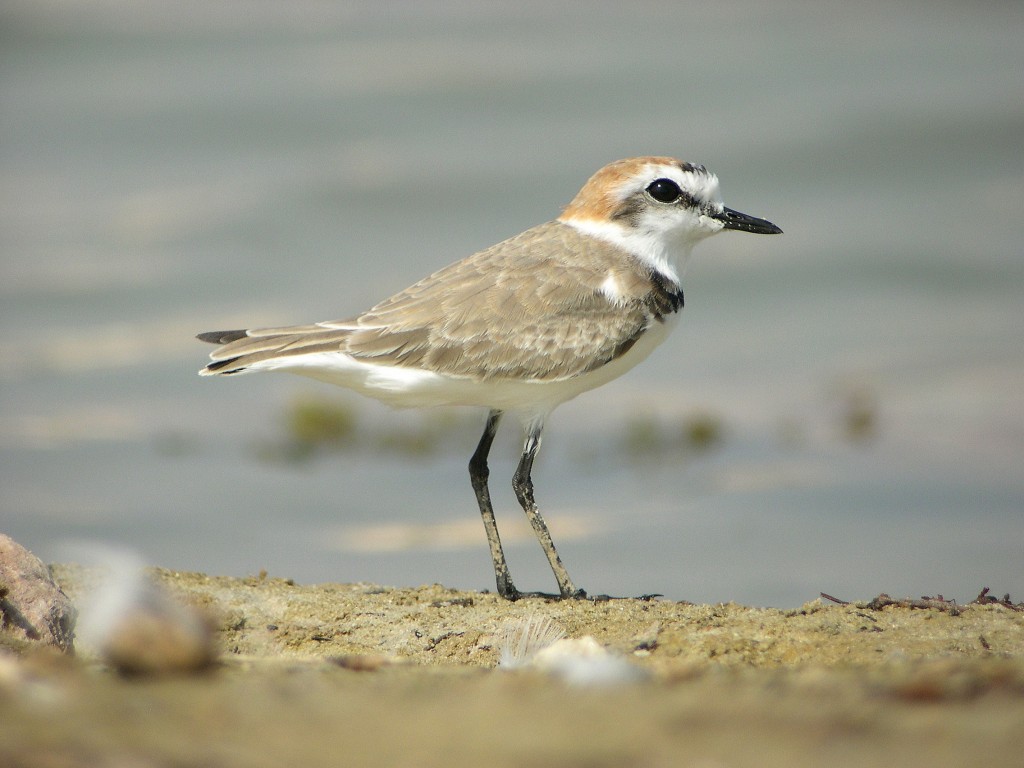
[198, 156, 781, 600]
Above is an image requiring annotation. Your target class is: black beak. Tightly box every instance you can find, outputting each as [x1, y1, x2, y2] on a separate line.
[713, 206, 783, 235]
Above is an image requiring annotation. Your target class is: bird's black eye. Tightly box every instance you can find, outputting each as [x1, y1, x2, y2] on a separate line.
[646, 178, 682, 204]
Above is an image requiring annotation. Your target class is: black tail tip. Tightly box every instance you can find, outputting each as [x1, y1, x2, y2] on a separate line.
[197, 329, 248, 345]
[203, 357, 244, 374]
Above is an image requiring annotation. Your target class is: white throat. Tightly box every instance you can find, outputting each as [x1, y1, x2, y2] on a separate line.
[561, 217, 697, 284]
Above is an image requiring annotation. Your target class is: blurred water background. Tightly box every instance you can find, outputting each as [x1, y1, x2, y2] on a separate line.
[2, 1, 1021, 606]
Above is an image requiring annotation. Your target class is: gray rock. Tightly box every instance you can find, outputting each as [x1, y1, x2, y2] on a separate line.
[0, 533, 76, 652]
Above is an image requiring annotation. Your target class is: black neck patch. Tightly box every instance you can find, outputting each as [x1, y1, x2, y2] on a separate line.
[647, 270, 684, 320]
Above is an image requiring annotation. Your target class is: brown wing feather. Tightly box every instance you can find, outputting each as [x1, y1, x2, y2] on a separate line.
[200, 220, 682, 381]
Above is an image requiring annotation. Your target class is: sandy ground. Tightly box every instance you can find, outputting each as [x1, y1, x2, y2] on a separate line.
[2, 567, 1023, 767]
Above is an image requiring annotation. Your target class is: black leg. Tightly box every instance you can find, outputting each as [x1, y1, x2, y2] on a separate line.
[469, 410, 519, 600]
[512, 421, 585, 599]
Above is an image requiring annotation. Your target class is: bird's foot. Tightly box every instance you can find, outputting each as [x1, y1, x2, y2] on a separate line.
[586, 592, 664, 602]
[493, 584, 661, 602]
